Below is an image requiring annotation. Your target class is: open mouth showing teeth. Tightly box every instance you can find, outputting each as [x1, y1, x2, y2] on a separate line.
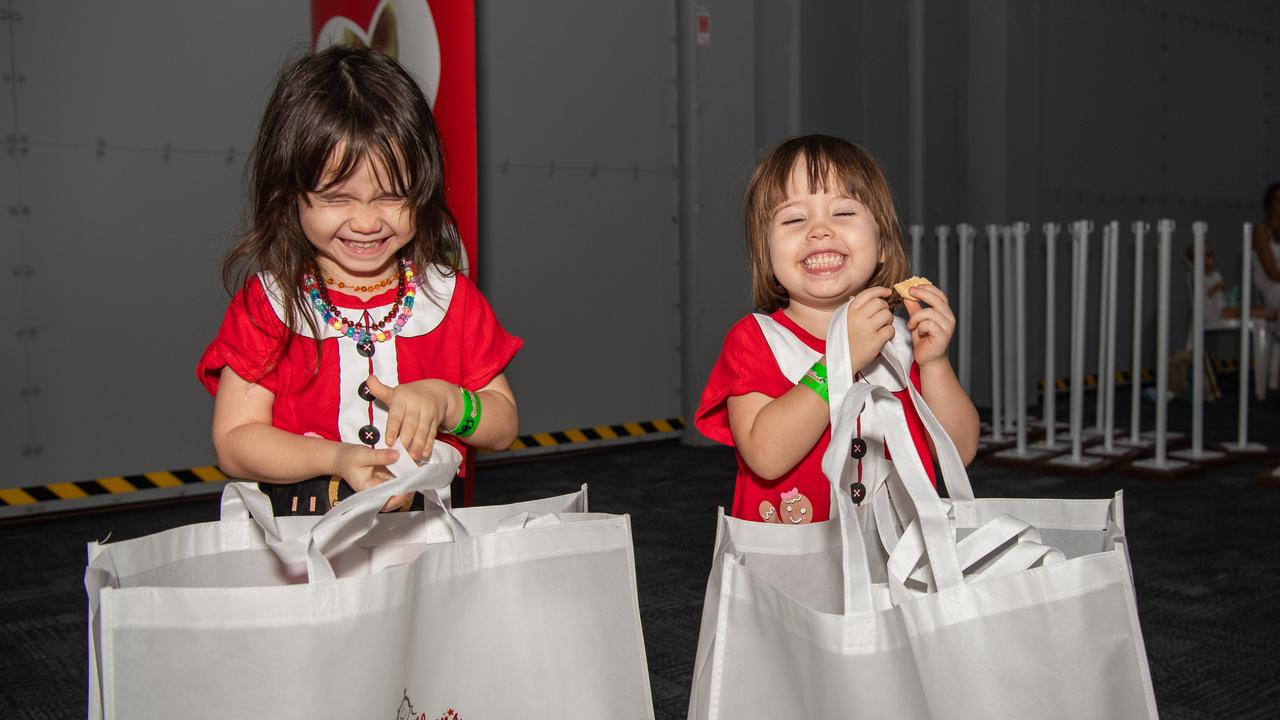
[802, 252, 846, 270]
[340, 238, 389, 252]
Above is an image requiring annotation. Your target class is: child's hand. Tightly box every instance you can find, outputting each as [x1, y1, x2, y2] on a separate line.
[365, 375, 457, 461]
[846, 286, 896, 371]
[334, 443, 410, 512]
[901, 283, 955, 369]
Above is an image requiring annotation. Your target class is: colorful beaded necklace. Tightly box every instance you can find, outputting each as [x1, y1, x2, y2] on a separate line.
[302, 257, 417, 344]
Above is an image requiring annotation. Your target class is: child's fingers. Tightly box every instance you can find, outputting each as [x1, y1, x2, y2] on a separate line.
[408, 409, 433, 459]
[363, 447, 399, 469]
[869, 307, 894, 330]
[902, 297, 922, 316]
[851, 285, 893, 310]
[915, 316, 950, 340]
[908, 308, 950, 333]
[419, 431, 437, 463]
[398, 409, 421, 455]
[365, 374, 395, 404]
[383, 402, 406, 447]
[909, 284, 950, 309]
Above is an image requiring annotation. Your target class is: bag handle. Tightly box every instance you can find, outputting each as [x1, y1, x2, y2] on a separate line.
[865, 338, 976, 503]
[825, 381, 878, 615]
[218, 438, 430, 521]
[887, 512, 1063, 593]
[753, 310, 975, 505]
[219, 443, 466, 582]
[824, 301, 963, 600]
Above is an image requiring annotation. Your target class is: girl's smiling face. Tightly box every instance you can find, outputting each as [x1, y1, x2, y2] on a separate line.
[768, 160, 883, 313]
[298, 152, 415, 283]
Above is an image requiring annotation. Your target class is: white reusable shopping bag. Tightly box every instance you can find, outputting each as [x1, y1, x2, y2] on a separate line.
[86, 444, 654, 720]
[688, 300, 1157, 720]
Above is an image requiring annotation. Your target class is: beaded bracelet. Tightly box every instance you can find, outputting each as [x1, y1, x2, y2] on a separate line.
[446, 387, 482, 438]
[798, 361, 829, 404]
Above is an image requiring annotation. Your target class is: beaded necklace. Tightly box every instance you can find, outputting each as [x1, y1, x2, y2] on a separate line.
[325, 274, 397, 293]
[302, 257, 417, 344]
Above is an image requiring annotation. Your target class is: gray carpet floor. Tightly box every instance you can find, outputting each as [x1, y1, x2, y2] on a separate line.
[3, 387, 1279, 718]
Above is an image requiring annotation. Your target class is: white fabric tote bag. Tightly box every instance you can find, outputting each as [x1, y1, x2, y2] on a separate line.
[689, 300, 1157, 720]
[86, 445, 654, 720]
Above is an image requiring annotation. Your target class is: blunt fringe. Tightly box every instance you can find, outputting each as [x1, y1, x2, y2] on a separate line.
[744, 135, 909, 313]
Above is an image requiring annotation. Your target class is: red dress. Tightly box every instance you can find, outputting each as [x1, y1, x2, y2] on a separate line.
[695, 310, 937, 523]
[197, 265, 521, 508]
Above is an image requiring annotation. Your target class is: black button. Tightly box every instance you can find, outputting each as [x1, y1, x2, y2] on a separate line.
[850, 438, 868, 459]
[358, 424, 381, 447]
[850, 482, 867, 503]
[356, 337, 375, 358]
[357, 381, 375, 402]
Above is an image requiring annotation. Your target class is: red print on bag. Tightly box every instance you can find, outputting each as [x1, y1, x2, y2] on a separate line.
[396, 689, 461, 720]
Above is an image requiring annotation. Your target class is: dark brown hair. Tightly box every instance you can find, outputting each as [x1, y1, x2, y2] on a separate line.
[1264, 182, 1280, 217]
[744, 135, 909, 312]
[222, 45, 462, 378]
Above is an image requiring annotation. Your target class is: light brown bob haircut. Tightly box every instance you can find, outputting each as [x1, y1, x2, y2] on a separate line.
[744, 135, 910, 313]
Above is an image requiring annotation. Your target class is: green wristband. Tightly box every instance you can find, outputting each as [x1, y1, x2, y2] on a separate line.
[447, 387, 482, 438]
[798, 361, 829, 404]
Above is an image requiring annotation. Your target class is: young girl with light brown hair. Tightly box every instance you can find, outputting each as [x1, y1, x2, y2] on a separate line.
[695, 135, 978, 523]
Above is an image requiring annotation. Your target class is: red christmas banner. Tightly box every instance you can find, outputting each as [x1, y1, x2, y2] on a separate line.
[311, 0, 478, 276]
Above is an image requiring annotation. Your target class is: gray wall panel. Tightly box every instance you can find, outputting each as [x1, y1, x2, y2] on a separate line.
[481, 168, 679, 432]
[1, 12, 21, 467]
[679, 0, 756, 444]
[21, 145, 250, 481]
[478, 0, 680, 433]
[17, 2, 303, 152]
[3, 1, 307, 487]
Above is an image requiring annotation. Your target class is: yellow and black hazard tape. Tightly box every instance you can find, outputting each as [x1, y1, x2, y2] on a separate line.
[1038, 367, 1156, 392]
[478, 417, 685, 460]
[0, 466, 229, 519]
[0, 417, 686, 518]
[1037, 358, 1239, 392]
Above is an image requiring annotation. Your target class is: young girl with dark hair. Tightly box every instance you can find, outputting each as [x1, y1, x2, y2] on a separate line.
[198, 46, 520, 514]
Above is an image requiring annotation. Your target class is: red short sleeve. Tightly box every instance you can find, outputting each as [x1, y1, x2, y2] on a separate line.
[694, 317, 791, 446]
[196, 277, 289, 396]
[454, 274, 523, 390]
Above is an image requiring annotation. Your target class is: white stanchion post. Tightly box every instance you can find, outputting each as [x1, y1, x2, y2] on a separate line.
[993, 221, 1055, 462]
[909, 224, 924, 277]
[1191, 222, 1206, 452]
[1101, 220, 1121, 453]
[1002, 224, 1017, 433]
[1154, 221, 1172, 464]
[1172, 222, 1225, 463]
[1128, 221, 1150, 446]
[986, 224, 1004, 442]
[1050, 220, 1108, 470]
[1041, 222, 1060, 448]
[957, 223, 976, 392]
[1093, 223, 1112, 437]
[1070, 222, 1088, 462]
[937, 224, 953, 367]
[1130, 219, 1192, 473]
[1225, 222, 1266, 453]
[1014, 222, 1028, 452]
[936, 225, 951, 295]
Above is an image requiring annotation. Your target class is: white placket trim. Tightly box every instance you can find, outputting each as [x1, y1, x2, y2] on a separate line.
[258, 266, 457, 448]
